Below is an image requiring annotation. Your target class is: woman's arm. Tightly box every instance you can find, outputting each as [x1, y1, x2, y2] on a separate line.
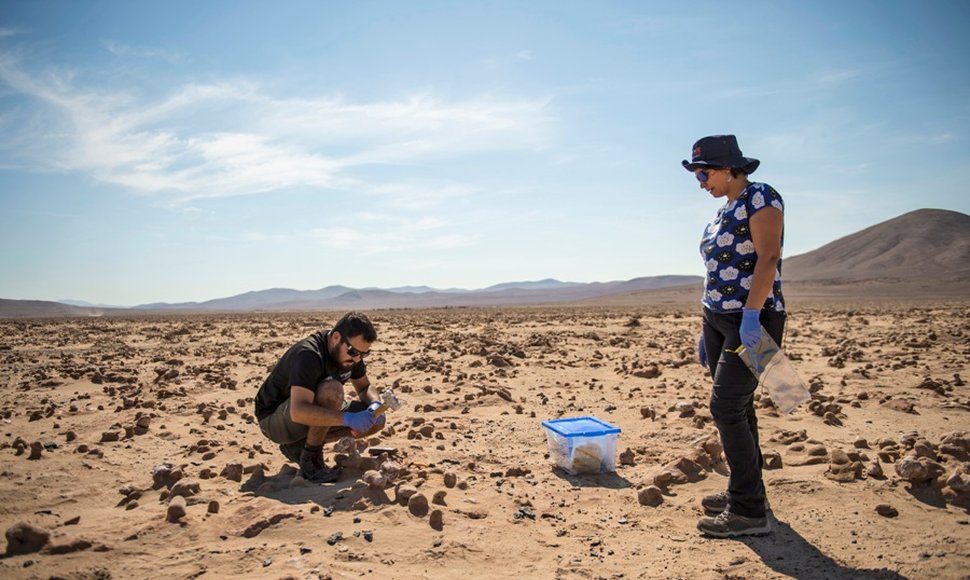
[745, 206, 784, 310]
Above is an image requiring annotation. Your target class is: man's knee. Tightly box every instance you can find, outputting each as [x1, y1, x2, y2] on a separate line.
[315, 378, 344, 409]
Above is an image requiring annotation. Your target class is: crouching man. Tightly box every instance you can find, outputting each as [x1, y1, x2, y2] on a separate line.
[254, 311, 385, 483]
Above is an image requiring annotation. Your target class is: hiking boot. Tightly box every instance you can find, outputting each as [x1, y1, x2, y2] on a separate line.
[701, 490, 770, 514]
[697, 510, 771, 538]
[701, 491, 730, 513]
[298, 447, 340, 483]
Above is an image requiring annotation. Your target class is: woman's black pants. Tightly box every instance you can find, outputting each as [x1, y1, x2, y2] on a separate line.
[702, 307, 786, 518]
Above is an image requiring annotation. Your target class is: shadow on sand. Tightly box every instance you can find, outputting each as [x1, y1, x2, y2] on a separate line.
[550, 467, 633, 489]
[729, 514, 908, 579]
[240, 464, 396, 512]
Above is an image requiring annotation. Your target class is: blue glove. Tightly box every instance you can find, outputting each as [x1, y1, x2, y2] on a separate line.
[343, 409, 377, 433]
[367, 401, 387, 431]
[740, 308, 762, 351]
[698, 335, 707, 366]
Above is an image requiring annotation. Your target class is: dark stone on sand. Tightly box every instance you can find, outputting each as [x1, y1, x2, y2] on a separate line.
[166, 496, 187, 523]
[221, 461, 243, 482]
[875, 504, 898, 518]
[443, 471, 457, 488]
[5, 522, 49, 555]
[430, 509, 444, 531]
[170, 479, 201, 499]
[408, 493, 430, 517]
[637, 486, 663, 507]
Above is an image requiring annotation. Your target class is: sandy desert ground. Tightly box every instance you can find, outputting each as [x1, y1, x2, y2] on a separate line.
[1, 301, 968, 579]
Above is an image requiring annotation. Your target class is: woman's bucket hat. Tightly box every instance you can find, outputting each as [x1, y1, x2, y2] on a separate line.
[682, 134, 760, 174]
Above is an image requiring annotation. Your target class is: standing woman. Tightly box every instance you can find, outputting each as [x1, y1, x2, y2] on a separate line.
[683, 135, 785, 537]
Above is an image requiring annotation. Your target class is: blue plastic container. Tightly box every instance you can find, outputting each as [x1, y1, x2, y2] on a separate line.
[541, 416, 621, 474]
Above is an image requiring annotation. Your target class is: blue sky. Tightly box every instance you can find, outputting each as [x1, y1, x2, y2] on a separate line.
[1, 0, 968, 306]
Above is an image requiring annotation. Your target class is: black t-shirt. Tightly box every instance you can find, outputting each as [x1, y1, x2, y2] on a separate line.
[254, 331, 366, 420]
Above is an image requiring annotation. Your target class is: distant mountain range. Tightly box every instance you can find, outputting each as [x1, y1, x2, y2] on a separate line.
[2, 208, 967, 318]
[129, 276, 699, 312]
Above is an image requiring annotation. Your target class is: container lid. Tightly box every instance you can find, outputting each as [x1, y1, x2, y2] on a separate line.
[541, 416, 621, 437]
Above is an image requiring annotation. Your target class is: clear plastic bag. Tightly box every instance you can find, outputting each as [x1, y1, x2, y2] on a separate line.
[732, 330, 811, 414]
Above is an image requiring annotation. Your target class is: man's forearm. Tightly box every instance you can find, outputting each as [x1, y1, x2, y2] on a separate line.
[290, 402, 346, 427]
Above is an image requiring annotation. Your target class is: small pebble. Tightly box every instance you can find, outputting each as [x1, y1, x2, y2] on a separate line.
[875, 504, 898, 518]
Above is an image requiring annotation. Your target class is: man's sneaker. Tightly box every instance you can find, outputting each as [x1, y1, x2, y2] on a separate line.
[298, 447, 340, 484]
[697, 510, 771, 538]
[701, 490, 770, 514]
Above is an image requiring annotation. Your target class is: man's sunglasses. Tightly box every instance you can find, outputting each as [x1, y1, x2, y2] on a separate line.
[695, 170, 711, 183]
[342, 335, 370, 358]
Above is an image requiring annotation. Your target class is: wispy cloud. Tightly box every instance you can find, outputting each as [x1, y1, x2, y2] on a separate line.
[0, 54, 554, 202]
[898, 133, 958, 146]
[0, 28, 21, 39]
[102, 40, 188, 64]
[367, 182, 475, 210]
[713, 68, 862, 99]
[311, 213, 476, 256]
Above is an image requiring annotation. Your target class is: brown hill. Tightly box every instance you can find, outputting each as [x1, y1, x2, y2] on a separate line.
[783, 208, 970, 282]
[0, 299, 109, 319]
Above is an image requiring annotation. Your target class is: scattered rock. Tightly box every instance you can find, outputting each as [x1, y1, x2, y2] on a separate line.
[221, 461, 243, 482]
[28, 441, 44, 460]
[152, 463, 183, 489]
[881, 399, 917, 414]
[875, 504, 898, 518]
[826, 449, 863, 482]
[380, 460, 403, 482]
[786, 442, 829, 466]
[5, 522, 49, 555]
[396, 484, 418, 505]
[637, 486, 663, 507]
[867, 460, 884, 478]
[895, 456, 946, 483]
[430, 509, 444, 530]
[764, 450, 783, 470]
[946, 464, 970, 493]
[443, 471, 458, 488]
[167, 496, 187, 523]
[674, 401, 695, 418]
[619, 448, 636, 466]
[169, 479, 201, 498]
[408, 493, 430, 517]
[362, 470, 388, 489]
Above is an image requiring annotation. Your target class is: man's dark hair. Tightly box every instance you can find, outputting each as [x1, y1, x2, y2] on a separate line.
[729, 167, 748, 178]
[333, 311, 377, 342]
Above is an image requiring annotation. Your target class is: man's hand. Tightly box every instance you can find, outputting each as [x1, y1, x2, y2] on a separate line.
[343, 409, 378, 433]
[740, 308, 762, 351]
[698, 335, 707, 367]
[367, 401, 386, 431]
